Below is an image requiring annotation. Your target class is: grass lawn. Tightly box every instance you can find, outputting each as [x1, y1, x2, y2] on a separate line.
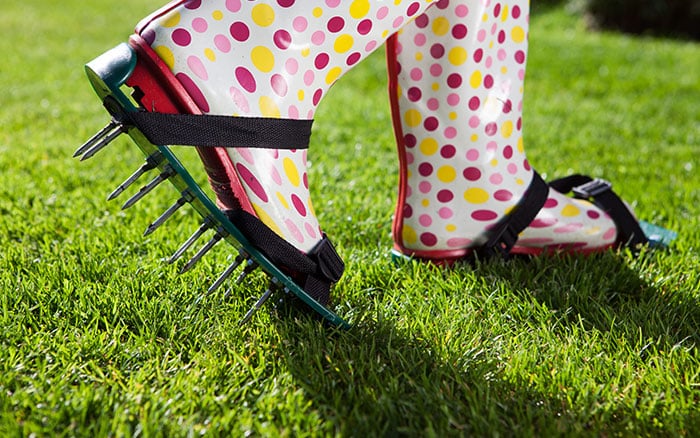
[1, 1, 699, 436]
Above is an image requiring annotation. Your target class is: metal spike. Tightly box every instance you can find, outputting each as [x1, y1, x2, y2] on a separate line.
[167, 218, 214, 264]
[239, 288, 275, 325]
[74, 119, 121, 157]
[121, 165, 175, 210]
[223, 260, 260, 300]
[143, 190, 193, 236]
[207, 253, 248, 294]
[107, 152, 163, 201]
[179, 228, 226, 274]
[79, 122, 126, 161]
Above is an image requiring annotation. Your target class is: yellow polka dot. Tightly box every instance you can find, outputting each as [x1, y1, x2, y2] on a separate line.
[437, 166, 457, 183]
[586, 226, 601, 236]
[161, 11, 180, 27]
[283, 157, 301, 187]
[432, 83, 440, 91]
[313, 7, 323, 17]
[562, 204, 581, 217]
[259, 96, 281, 118]
[419, 138, 439, 155]
[252, 203, 283, 237]
[154, 46, 175, 69]
[301, 46, 310, 57]
[404, 109, 422, 127]
[516, 178, 525, 185]
[517, 137, 524, 153]
[470, 134, 479, 142]
[421, 199, 430, 207]
[449, 112, 457, 120]
[470, 71, 482, 88]
[308, 197, 317, 218]
[501, 66, 508, 75]
[481, 13, 489, 22]
[204, 48, 216, 62]
[501, 120, 514, 138]
[212, 10, 223, 21]
[350, 0, 370, 19]
[490, 159, 498, 166]
[415, 52, 423, 61]
[448, 47, 468, 66]
[276, 192, 290, 210]
[334, 34, 354, 53]
[432, 17, 450, 36]
[501, 5, 509, 21]
[402, 225, 418, 245]
[251, 4, 275, 27]
[251, 46, 274, 72]
[512, 26, 526, 44]
[298, 90, 305, 101]
[382, 30, 389, 38]
[464, 188, 489, 204]
[326, 66, 342, 84]
[446, 224, 457, 232]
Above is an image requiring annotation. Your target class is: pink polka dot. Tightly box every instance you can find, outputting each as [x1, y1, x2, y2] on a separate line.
[430, 63, 443, 77]
[327, 16, 345, 33]
[192, 17, 208, 33]
[587, 209, 601, 219]
[410, 68, 423, 81]
[311, 31, 326, 45]
[214, 34, 231, 53]
[507, 163, 518, 175]
[472, 210, 499, 221]
[455, 4, 469, 17]
[452, 24, 468, 39]
[229, 87, 250, 113]
[229, 22, 249, 42]
[393, 16, 404, 29]
[543, 198, 559, 208]
[447, 93, 460, 106]
[304, 70, 315, 86]
[274, 29, 292, 49]
[288, 105, 299, 119]
[420, 232, 438, 247]
[530, 217, 558, 228]
[313, 89, 323, 105]
[365, 40, 378, 52]
[187, 56, 208, 80]
[419, 181, 432, 194]
[447, 237, 472, 248]
[172, 28, 192, 46]
[437, 190, 454, 202]
[438, 207, 453, 219]
[235, 163, 268, 202]
[305, 222, 318, 240]
[469, 116, 480, 128]
[444, 127, 457, 139]
[490, 173, 503, 184]
[285, 219, 305, 245]
[291, 194, 307, 217]
[403, 204, 413, 218]
[270, 165, 282, 185]
[604, 227, 618, 240]
[485, 122, 498, 136]
[414, 33, 427, 46]
[237, 148, 255, 165]
[225, 0, 241, 12]
[235, 67, 256, 93]
[293, 16, 308, 32]
[175, 73, 209, 112]
[466, 149, 479, 161]
[463, 167, 481, 181]
[377, 6, 389, 19]
[271, 74, 288, 97]
[357, 19, 372, 35]
[325, 0, 340, 7]
[494, 190, 513, 201]
[346, 52, 361, 66]
[419, 214, 432, 227]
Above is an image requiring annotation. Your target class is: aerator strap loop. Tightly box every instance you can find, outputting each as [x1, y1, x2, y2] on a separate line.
[120, 110, 313, 149]
[549, 174, 648, 248]
[479, 171, 549, 258]
[224, 209, 344, 306]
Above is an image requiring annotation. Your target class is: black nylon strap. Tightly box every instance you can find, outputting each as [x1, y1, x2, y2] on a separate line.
[121, 111, 313, 149]
[548, 174, 648, 248]
[479, 171, 549, 258]
[225, 209, 343, 306]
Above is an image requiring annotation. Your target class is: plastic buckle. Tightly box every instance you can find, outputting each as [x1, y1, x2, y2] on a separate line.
[573, 178, 612, 199]
[307, 234, 345, 283]
[482, 224, 518, 258]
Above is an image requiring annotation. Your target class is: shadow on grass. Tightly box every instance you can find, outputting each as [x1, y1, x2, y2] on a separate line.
[272, 249, 698, 435]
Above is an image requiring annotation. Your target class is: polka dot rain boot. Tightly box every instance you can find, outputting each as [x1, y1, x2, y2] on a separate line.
[387, 0, 659, 263]
[76, 0, 438, 327]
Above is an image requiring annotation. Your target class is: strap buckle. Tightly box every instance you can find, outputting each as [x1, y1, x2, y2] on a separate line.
[572, 178, 612, 199]
[307, 234, 345, 283]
